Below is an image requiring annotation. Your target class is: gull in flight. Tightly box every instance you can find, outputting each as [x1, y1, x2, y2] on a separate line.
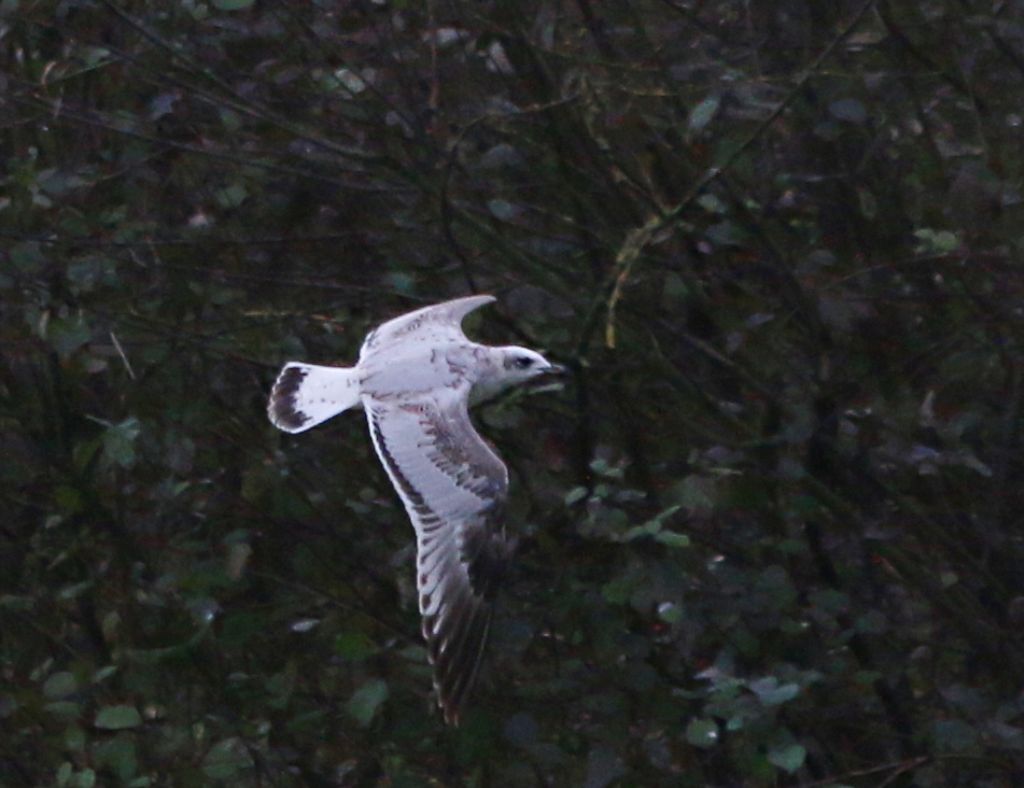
[267, 295, 561, 724]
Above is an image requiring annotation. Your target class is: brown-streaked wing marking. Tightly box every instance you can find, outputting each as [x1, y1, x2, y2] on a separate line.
[360, 294, 496, 360]
[364, 387, 510, 725]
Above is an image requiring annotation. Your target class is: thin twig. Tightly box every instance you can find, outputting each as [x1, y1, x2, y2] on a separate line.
[800, 755, 930, 787]
[109, 331, 136, 380]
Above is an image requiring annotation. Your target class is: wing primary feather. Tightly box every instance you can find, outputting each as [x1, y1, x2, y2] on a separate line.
[364, 395, 510, 725]
[430, 604, 492, 726]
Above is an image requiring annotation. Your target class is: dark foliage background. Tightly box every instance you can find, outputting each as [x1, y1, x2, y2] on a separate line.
[3, 1, 1024, 785]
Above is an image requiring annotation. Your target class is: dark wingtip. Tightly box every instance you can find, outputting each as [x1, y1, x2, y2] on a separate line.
[268, 365, 311, 432]
[424, 601, 493, 727]
[425, 524, 510, 726]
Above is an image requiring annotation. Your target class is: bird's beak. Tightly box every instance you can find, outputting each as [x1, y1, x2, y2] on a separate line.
[543, 362, 569, 376]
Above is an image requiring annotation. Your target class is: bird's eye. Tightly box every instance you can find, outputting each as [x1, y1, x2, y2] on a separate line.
[515, 356, 534, 369]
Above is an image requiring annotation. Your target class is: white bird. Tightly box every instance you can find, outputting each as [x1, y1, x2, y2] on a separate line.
[267, 294, 562, 724]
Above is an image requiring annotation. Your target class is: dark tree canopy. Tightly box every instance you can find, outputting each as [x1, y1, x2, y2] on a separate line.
[3, 0, 1024, 785]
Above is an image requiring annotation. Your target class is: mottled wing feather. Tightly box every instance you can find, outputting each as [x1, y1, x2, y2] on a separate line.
[363, 385, 510, 725]
[360, 294, 496, 361]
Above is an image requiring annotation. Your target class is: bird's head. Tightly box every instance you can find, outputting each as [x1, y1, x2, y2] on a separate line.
[497, 346, 565, 386]
[469, 346, 564, 405]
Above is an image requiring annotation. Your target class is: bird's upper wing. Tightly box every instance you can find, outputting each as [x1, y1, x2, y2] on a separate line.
[363, 382, 510, 725]
[359, 294, 495, 361]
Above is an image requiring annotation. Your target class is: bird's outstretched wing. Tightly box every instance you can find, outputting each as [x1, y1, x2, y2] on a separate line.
[363, 383, 510, 725]
[359, 294, 495, 361]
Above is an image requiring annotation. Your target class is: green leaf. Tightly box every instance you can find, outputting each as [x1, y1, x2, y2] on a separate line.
[655, 530, 689, 548]
[58, 580, 93, 600]
[0, 594, 34, 611]
[45, 701, 81, 720]
[94, 705, 141, 730]
[333, 68, 367, 95]
[705, 220, 749, 247]
[642, 504, 681, 531]
[589, 458, 624, 479]
[933, 719, 980, 752]
[685, 718, 719, 748]
[487, 198, 518, 221]
[768, 743, 806, 773]
[80, 46, 112, 68]
[829, 98, 867, 124]
[749, 677, 800, 706]
[64, 725, 86, 752]
[385, 271, 415, 294]
[621, 505, 683, 543]
[92, 665, 118, 684]
[102, 417, 141, 469]
[697, 193, 727, 214]
[202, 737, 253, 779]
[218, 107, 241, 132]
[265, 666, 297, 709]
[621, 523, 655, 541]
[601, 573, 634, 605]
[347, 678, 388, 727]
[688, 95, 720, 134]
[564, 486, 589, 505]
[913, 228, 960, 254]
[212, 0, 254, 9]
[72, 437, 102, 472]
[43, 671, 77, 699]
[47, 316, 92, 358]
[657, 601, 683, 623]
[67, 256, 118, 292]
[215, 183, 248, 208]
[670, 475, 715, 512]
[94, 734, 138, 781]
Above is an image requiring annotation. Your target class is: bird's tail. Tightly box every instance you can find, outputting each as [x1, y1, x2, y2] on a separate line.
[268, 363, 361, 433]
